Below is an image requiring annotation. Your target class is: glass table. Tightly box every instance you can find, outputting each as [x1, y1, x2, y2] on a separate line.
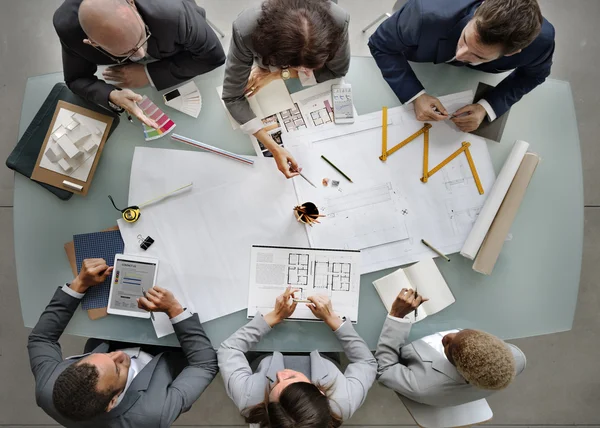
[14, 57, 583, 350]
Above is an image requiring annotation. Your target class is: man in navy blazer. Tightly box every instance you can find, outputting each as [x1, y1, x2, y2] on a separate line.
[368, 0, 555, 132]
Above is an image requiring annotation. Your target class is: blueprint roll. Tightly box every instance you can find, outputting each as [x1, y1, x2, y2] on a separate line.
[460, 140, 530, 260]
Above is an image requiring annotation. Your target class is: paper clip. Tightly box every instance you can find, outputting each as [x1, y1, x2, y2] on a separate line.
[138, 235, 155, 250]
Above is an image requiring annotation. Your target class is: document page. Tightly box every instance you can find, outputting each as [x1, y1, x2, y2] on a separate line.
[248, 245, 361, 322]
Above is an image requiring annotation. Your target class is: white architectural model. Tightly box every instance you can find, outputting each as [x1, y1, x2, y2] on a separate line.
[40, 108, 106, 181]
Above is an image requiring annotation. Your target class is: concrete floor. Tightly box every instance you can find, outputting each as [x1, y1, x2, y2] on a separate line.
[0, 0, 599, 426]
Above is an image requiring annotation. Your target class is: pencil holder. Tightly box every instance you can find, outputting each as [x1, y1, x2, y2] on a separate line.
[294, 202, 321, 226]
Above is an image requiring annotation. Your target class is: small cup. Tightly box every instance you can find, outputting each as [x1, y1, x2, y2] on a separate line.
[294, 202, 319, 225]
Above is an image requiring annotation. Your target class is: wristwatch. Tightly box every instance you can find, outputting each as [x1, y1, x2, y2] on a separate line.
[108, 100, 124, 113]
[281, 68, 291, 81]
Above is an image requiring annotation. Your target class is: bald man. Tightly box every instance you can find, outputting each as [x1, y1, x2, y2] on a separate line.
[28, 258, 218, 427]
[53, 0, 225, 126]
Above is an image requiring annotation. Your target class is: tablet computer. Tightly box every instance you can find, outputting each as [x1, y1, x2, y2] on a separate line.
[107, 254, 159, 319]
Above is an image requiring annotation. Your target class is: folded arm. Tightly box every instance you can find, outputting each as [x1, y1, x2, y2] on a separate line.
[161, 312, 219, 427]
[375, 316, 420, 397]
[368, 5, 425, 103]
[217, 314, 272, 411]
[147, 6, 225, 91]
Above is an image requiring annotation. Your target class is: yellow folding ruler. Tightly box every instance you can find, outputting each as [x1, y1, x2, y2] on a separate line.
[380, 107, 484, 195]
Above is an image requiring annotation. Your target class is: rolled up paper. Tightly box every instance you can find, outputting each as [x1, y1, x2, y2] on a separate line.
[460, 140, 530, 259]
[473, 153, 540, 274]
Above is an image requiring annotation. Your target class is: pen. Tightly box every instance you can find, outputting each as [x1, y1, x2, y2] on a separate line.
[141, 287, 155, 321]
[450, 111, 470, 119]
[414, 288, 419, 318]
[292, 167, 317, 188]
[421, 239, 451, 262]
[126, 113, 134, 124]
[321, 155, 353, 183]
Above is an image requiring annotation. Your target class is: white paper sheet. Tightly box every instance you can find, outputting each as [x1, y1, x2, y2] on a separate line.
[247, 245, 361, 322]
[122, 148, 309, 336]
[283, 91, 496, 273]
[460, 140, 530, 259]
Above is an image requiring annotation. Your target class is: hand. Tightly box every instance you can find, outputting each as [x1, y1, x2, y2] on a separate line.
[70, 258, 113, 293]
[264, 287, 298, 327]
[450, 103, 487, 132]
[307, 295, 342, 330]
[390, 288, 429, 318]
[273, 147, 300, 178]
[109, 89, 159, 129]
[414, 93, 449, 121]
[137, 286, 184, 319]
[103, 64, 149, 89]
[245, 67, 279, 97]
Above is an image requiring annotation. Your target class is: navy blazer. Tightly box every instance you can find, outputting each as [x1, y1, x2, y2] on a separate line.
[368, 0, 555, 117]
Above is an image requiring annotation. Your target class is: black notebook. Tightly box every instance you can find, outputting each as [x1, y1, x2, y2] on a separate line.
[471, 82, 510, 143]
[6, 82, 120, 200]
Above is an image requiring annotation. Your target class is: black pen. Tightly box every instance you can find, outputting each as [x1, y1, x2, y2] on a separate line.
[127, 113, 134, 124]
[141, 287, 155, 321]
[414, 289, 419, 318]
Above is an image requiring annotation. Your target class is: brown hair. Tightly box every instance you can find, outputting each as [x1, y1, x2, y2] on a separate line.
[245, 382, 343, 428]
[252, 0, 343, 69]
[473, 0, 543, 53]
[449, 330, 516, 390]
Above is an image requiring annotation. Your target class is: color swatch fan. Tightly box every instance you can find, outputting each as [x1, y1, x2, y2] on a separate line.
[138, 96, 176, 141]
[163, 81, 202, 118]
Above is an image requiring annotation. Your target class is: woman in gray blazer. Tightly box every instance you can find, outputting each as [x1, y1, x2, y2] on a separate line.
[222, 0, 350, 179]
[218, 288, 376, 427]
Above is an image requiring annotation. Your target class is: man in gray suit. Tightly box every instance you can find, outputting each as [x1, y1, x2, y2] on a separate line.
[28, 258, 218, 427]
[53, 0, 225, 127]
[375, 289, 526, 406]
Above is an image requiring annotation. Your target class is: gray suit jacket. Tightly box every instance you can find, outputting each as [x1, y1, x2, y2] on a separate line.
[53, 0, 226, 109]
[222, 1, 350, 126]
[217, 315, 377, 421]
[375, 317, 526, 407]
[28, 287, 218, 428]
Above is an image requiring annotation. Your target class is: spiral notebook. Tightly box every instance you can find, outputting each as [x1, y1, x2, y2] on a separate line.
[73, 229, 124, 310]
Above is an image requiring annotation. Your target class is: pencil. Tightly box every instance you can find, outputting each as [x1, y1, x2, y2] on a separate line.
[321, 155, 353, 183]
[298, 171, 317, 188]
[293, 299, 312, 303]
[141, 287, 155, 321]
[421, 239, 450, 262]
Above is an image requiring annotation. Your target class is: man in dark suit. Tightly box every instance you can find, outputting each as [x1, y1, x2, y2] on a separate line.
[368, 0, 555, 132]
[28, 258, 218, 427]
[53, 0, 225, 127]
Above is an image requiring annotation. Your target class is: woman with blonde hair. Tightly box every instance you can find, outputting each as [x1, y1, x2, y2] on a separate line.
[218, 288, 376, 427]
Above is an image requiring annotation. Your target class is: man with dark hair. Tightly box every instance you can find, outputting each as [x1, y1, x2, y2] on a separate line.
[53, 0, 225, 127]
[28, 258, 218, 427]
[368, 0, 555, 132]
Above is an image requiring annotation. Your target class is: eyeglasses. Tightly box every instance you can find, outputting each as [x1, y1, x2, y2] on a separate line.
[89, 2, 152, 64]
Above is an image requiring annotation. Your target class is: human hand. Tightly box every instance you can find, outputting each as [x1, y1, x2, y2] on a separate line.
[103, 64, 149, 89]
[307, 295, 342, 330]
[390, 288, 429, 318]
[70, 258, 113, 294]
[109, 89, 159, 129]
[450, 104, 487, 132]
[273, 147, 300, 179]
[414, 93, 449, 121]
[264, 287, 298, 327]
[137, 286, 184, 319]
[245, 67, 279, 97]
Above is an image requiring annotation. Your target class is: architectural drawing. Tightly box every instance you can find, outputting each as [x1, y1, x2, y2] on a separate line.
[287, 253, 310, 286]
[445, 199, 481, 236]
[281, 103, 307, 132]
[441, 157, 475, 193]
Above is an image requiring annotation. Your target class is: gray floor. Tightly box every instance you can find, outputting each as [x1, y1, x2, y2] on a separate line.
[0, 0, 599, 426]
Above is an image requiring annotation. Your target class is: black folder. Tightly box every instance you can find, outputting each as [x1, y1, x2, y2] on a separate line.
[6, 83, 120, 200]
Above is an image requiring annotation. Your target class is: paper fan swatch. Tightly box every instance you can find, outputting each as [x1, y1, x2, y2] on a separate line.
[138, 96, 176, 141]
[163, 81, 202, 118]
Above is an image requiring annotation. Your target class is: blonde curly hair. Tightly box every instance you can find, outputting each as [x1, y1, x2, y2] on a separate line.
[450, 330, 516, 390]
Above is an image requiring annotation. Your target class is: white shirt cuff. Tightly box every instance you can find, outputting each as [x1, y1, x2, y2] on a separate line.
[407, 89, 426, 105]
[144, 65, 155, 88]
[62, 283, 85, 299]
[477, 99, 497, 122]
[387, 314, 412, 323]
[170, 309, 194, 324]
[240, 117, 264, 135]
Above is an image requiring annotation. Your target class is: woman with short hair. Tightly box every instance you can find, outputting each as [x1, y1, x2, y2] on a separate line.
[218, 288, 376, 427]
[221, 0, 350, 179]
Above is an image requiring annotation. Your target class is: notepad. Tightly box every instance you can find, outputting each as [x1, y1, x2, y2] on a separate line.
[73, 230, 124, 310]
[372, 258, 455, 322]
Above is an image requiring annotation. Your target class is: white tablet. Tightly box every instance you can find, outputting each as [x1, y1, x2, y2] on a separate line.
[107, 254, 159, 319]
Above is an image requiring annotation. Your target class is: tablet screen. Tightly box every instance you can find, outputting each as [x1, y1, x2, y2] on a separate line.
[109, 258, 157, 313]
